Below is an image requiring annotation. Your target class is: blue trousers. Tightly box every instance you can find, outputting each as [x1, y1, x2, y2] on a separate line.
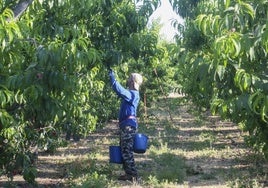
[120, 125, 137, 176]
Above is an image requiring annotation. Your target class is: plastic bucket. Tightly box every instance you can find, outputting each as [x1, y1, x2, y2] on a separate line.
[109, 146, 123, 164]
[134, 133, 148, 153]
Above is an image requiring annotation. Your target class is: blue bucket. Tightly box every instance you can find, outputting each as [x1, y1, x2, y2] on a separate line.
[109, 146, 123, 164]
[134, 133, 148, 154]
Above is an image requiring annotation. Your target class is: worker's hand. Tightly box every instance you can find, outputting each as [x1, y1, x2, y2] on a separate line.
[108, 69, 114, 77]
[108, 69, 116, 85]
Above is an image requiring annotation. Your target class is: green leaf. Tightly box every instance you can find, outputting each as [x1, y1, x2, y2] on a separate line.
[216, 65, 226, 81]
[0, 85, 14, 107]
[262, 96, 268, 122]
[23, 167, 37, 184]
[249, 47, 255, 61]
[1, 122, 15, 136]
[248, 91, 265, 115]
[23, 85, 40, 101]
[26, 62, 38, 70]
[224, 0, 230, 9]
[195, 14, 207, 31]
[231, 37, 241, 57]
[234, 69, 247, 91]
[211, 15, 221, 35]
[242, 73, 251, 91]
[240, 1, 255, 19]
[211, 98, 224, 115]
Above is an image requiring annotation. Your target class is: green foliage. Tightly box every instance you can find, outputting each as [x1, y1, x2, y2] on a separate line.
[169, 0, 200, 19]
[173, 0, 268, 157]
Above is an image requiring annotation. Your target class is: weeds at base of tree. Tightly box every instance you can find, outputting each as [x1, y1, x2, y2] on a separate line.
[145, 175, 183, 188]
[70, 172, 110, 188]
[227, 178, 264, 188]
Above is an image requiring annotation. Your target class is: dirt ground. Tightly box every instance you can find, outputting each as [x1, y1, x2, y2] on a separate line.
[0, 94, 267, 187]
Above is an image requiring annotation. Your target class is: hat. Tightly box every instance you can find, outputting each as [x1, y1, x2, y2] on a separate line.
[131, 73, 143, 90]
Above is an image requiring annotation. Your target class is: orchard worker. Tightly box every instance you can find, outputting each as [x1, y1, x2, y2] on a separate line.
[108, 69, 143, 181]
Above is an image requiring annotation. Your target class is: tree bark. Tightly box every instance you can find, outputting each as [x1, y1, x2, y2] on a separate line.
[12, 0, 34, 20]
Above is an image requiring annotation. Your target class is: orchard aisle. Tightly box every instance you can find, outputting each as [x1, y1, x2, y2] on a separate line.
[0, 95, 267, 187]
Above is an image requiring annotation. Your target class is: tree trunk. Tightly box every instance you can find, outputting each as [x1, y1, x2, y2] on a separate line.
[12, 0, 34, 20]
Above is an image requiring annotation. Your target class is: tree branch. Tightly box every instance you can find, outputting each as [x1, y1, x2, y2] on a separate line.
[12, 0, 34, 20]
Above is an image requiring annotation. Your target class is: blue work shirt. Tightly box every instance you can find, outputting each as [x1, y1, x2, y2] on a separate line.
[109, 74, 140, 129]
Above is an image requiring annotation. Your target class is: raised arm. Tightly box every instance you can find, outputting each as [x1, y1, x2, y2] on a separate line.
[109, 70, 132, 102]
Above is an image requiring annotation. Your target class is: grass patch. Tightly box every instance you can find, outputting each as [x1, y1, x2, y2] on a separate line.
[71, 172, 111, 188]
[145, 144, 187, 184]
[63, 153, 113, 186]
[152, 153, 186, 183]
[227, 177, 264, 188]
